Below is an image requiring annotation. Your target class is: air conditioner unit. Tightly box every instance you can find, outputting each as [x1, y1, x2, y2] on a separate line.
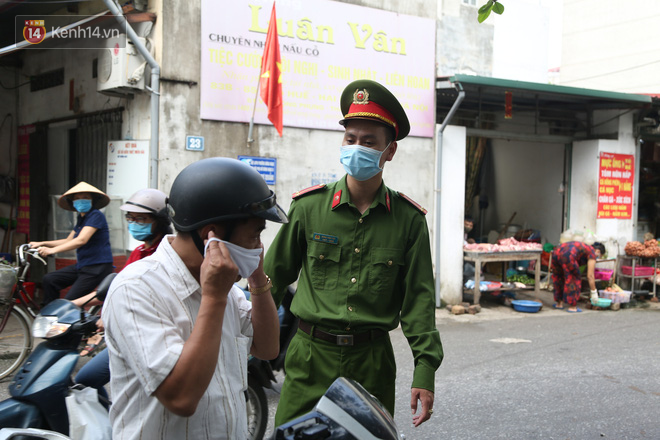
[97, 34, 147, 96]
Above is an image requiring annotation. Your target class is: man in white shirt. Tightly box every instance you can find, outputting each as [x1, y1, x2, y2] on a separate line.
[103, 157, 288, 439]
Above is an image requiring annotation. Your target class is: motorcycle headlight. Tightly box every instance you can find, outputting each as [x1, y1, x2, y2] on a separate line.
[32, 316, 71, 338]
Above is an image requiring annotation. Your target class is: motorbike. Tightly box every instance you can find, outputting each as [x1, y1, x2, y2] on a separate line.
[0, 273, 116, 437]
[270, 376, 405, 440]
[246, 285, 298, 440]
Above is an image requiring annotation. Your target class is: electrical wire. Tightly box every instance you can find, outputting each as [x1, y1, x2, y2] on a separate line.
[0, 79, 31, 90]
[562, 59, 660, 84]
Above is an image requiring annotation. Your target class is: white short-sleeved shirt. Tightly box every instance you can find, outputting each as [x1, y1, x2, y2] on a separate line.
[103, 236, 253, 440]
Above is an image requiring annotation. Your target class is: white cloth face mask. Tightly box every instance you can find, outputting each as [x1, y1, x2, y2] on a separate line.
[203, 237, 262, 278]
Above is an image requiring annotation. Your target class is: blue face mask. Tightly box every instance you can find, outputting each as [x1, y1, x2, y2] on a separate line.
[72, 199, 92, 213]
[340, 143, 391, 181]
[128, 223, 154, 241]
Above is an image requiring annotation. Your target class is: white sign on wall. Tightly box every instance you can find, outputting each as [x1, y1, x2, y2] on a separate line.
[106, 140, 150, 250]
[200, 0, 436, 138]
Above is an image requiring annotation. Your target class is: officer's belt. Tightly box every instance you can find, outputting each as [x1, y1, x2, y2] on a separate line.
[298, 320, 387, 346]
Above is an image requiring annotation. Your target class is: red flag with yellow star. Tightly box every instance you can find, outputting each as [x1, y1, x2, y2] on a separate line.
[260, 3, 283, 136]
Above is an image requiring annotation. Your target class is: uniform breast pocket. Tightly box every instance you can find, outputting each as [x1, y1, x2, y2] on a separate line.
[369, 248, 404, 295]
[307, 241, 341, 291]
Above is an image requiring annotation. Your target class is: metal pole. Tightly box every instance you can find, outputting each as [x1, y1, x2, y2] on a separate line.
[103, 0, 160, 189]
[247, 80, 262, 145]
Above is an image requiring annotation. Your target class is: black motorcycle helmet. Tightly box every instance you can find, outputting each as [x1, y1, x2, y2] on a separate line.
[167, 157, 288, 253]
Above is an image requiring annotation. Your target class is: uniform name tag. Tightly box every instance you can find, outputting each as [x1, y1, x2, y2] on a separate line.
[312, 233, 339, 245]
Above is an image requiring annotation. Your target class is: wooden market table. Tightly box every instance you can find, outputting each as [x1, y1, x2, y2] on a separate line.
[464, 250, 542, 305]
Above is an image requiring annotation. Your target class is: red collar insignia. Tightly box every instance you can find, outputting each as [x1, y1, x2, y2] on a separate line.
[386, 192, 391, 213]
[332, 190, 342, 209]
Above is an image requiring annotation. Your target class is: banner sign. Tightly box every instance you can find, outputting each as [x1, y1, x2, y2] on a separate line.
[200, 0, 436, 138]
[106, 140, 149, 197]
[16, 125, 35, 235]
[597, 152, 634, 219]
[238, 155, 277, 185]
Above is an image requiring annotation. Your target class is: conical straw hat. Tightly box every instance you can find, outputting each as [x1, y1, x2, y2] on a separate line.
[58, 182, 110, 211]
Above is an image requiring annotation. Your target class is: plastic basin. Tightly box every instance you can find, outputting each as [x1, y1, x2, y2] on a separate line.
[591, 297, 613, 308]
[511, 300, 542, 313]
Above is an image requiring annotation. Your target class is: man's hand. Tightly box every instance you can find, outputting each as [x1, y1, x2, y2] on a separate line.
[246, 243, 267, 288]
[201, 231, 238, 301]
[411, 387, 434, 427]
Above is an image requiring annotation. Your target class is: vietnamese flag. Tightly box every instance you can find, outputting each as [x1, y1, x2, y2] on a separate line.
[260, 3, 283, 136]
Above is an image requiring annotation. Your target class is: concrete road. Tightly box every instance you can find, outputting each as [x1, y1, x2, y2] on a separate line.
[3, 294, 659, 440]
[389, 304, 660, 440]
[263, 296, 660, 439]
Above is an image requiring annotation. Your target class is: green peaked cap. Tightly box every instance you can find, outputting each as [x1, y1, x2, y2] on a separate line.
[339, 79, 410, 141]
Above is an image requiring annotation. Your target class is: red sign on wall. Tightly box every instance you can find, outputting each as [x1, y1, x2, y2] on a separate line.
[597, 152, 634, 219]
[16, 125, 35, 235]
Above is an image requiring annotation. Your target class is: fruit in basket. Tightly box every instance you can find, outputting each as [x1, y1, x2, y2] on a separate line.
[624, 241, 643, 256]
[624, 240, 660, 257]
[642, 240, 660, 257]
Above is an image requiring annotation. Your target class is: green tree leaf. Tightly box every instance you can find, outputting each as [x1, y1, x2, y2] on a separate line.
[478, 0, 493, 14]
[492, 2, 505, 14]
[478, 9, 492, 23]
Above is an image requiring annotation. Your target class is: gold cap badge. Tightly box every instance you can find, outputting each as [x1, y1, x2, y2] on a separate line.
[352, 88, 369, 105]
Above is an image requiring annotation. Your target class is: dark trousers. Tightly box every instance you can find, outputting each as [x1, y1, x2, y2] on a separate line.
[75, 347, 110, 404]
[42, 262, 114, 305]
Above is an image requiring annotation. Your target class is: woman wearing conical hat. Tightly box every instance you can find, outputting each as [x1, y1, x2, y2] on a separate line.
[29, 182, 114, 306]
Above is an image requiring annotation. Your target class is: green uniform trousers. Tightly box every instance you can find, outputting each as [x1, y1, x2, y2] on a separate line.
[274, 327, 397, 426]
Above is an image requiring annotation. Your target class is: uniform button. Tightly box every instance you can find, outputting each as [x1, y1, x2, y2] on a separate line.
[358, 218, 364, 224]
[348, 306, 353, 312]
[387, 260, 393, 266]
[351, 277, 357, 283]
[354, 248, 360, 253]
[319, 254, 325, 260]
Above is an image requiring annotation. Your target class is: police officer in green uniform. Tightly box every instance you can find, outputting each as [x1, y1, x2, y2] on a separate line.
[264, 79, 443, 428]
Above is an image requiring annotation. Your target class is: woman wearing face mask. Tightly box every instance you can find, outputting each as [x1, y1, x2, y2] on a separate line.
[71, 188, 172, 309]
[73, 188, 171, 403]
[29, 182, 114, 306]
[120, 188, 172, 266]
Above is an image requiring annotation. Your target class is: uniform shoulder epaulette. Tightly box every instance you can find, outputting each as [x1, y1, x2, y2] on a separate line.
[292, 184, 326, 199]
[397, 192, 427, 215]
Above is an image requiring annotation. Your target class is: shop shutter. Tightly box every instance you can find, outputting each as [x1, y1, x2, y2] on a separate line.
[75, 109, 122, 190]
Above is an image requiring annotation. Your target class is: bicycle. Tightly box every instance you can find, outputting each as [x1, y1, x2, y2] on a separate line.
[0, 244, 47, 380]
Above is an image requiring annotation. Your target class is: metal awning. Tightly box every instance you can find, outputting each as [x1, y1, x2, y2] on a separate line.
[437, 74, 655, 143]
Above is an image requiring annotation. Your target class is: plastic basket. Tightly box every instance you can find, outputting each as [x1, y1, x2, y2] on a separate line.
[0, 266, 17, 300]
[599, 290, 632, 304]
[594, 269, 613, 280]
[621, 266, 654, 277]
